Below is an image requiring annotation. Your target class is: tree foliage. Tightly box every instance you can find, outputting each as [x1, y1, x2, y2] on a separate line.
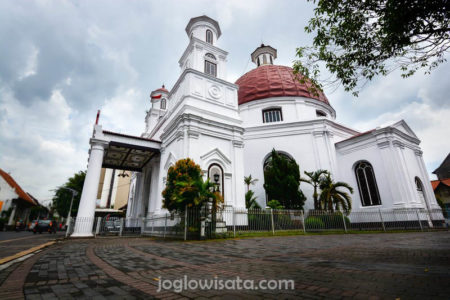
[245, 190, 261, 209]
[52, 171, 85, 218]
[301, 169, 329, 210]
[318, 173, 353, 215]
[293, 0, 450, 96]
[244, 175, 258, 192]
[263, 150, 306, 209]
[162, 158, 221, 212]
[267, 200, 284, 209]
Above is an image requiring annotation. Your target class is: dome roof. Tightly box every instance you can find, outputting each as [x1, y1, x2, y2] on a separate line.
[235, 65, 329, 106]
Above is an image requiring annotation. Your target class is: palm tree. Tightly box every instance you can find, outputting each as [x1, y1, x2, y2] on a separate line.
[244, 175, 258, 192]
[175, 178, 219, 208]
[300, 169, 329, 210]
[245, 190, 261, 209]
[318, 174, 353, 215]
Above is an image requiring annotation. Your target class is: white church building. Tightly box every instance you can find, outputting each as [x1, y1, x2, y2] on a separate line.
[72, 16, 440, 237]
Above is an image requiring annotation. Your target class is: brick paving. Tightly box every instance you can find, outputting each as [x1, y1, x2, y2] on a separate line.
[0, 231, 448, 299]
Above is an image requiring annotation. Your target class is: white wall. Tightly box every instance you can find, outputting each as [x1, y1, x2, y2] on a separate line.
[0, 176, 17, 212]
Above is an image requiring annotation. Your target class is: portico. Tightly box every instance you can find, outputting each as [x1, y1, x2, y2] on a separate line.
[71, 124, 160, 237]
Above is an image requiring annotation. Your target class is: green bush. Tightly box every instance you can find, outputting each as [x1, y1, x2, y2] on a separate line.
[305, 216, 325, 229]
[308, 212, 351, 229]
[248, 212, 271, 230]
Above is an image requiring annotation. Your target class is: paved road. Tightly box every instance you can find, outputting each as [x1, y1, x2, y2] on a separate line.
[0, 231, 449, 299]
[0, 231, 65, 260]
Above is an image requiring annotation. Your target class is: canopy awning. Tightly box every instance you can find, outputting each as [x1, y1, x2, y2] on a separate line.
[93, 129, 161, 172]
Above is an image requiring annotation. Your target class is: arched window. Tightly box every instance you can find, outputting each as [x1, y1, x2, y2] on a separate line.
[262, 108, 283, 123]
[160, 98, 166, 110]
[354, 161, 381, 206]
[204, 53, 217, 77]
[205, 53, 216, 60]
[415, 177, 423, 191]
[269, 55, 273, 64]
[316, 110, 327, 117]
[257, 57, 261, 67]
[263, 151, 294, 205]
[206, 30, 213, 44]
[263, 151, 293, 171]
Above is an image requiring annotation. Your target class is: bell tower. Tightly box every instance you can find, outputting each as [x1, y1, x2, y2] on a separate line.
[179, 15, 228, 80]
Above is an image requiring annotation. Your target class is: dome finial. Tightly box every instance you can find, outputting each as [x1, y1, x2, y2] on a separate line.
[251, 44, 277, 67]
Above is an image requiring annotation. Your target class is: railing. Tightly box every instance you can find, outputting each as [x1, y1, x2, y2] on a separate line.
[64, 208, 446, 239]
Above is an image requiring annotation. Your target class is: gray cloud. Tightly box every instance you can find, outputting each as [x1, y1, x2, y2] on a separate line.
[0, 0, 447, 202]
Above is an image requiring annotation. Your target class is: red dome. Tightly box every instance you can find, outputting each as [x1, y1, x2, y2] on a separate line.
[235, 65, 329, 106]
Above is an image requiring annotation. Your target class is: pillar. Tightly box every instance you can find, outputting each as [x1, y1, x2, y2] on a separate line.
[72, 141, 106, 237]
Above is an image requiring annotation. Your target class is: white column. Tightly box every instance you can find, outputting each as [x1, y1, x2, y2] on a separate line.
[72, 142, 106, 237]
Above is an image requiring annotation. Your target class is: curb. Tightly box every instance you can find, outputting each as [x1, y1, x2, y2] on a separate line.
[0, 241, 56, 265]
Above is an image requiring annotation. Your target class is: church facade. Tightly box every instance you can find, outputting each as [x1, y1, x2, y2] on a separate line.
[72, 16, 440, 236]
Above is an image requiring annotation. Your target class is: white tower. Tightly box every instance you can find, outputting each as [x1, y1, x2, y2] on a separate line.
[148, 15, 246, 213]
[179, 15, 228, 80]
[145, 85, 168, 134]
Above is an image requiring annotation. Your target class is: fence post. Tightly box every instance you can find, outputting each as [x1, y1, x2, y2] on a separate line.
[65, 216, 72, 238]
[95, 217, 102, 237]
[233, 207, 236, 238]
[341, 212, 347, 233]
[301, 211, 306, 233]
[378, 209, 386, 232]
[184, 205, 188, 241]
[416, 209, 423, 231]
[119, 218, 124, 237]
[270, 208, 275, 235]
[164, 213, 167, 239]
[140, 217, 145, 236]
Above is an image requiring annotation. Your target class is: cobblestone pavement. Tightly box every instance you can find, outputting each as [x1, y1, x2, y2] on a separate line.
[0, 231, 448, 299]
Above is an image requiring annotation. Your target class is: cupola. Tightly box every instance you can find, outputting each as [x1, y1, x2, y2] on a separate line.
[251, 44, 277, 67]
[185, 15, 221, 45]
[150, 85, 169, 110]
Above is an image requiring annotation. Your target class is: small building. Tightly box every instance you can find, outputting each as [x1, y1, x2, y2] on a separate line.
[0, 168, 37, 225]
[431, 153, 450, 214]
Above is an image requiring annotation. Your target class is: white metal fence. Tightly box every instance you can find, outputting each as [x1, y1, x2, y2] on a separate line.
[65, 208, 446, 239]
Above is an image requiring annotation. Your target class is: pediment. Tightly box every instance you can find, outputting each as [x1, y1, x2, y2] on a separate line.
[163, 152, 178, 170]
[200, 148, 231, 165]
[391, 120, 418, 139]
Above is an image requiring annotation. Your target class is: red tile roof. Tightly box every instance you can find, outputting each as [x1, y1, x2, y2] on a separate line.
[235, 65, 329, 106]
[431, 180, 440, 190]
[431, 178, 450, 190]
[0, 168, 36, 205]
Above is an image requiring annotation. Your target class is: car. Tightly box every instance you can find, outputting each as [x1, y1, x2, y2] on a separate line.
[104, 217, 121, 232]
[28, 220, 38, 231]
[33, 220, 57, 234]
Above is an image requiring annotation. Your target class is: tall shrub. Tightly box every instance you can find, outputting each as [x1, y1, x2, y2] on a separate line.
[162, 158, 219, 212]
[263, 149, 306, 209]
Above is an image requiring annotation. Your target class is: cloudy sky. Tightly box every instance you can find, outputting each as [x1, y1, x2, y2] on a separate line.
[1, 0, 449, 205]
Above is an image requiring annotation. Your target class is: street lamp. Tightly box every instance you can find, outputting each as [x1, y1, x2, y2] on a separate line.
[213, 173, 220, 192]
[59, 187, 78, 228]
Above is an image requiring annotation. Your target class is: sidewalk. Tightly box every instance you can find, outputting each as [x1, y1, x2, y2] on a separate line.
[0, 231, 449, 299]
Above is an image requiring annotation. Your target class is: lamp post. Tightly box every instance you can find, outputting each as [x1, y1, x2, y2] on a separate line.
[213, 173, 220, 192]
[60, 187, 78, 228]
